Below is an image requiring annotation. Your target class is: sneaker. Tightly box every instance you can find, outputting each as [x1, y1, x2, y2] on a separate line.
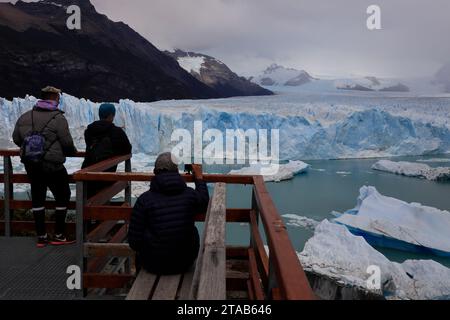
[37, 234, 49, 248]
[50, 234, 76, 246]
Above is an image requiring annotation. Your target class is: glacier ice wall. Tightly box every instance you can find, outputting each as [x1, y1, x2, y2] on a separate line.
[1, 92, 450, 160]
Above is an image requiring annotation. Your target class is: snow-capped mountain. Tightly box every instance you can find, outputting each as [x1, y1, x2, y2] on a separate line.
[251, 64, 315, 87]
[335, 76, 410, 92]
[165, 50, 272, 97]
[0, 0, 219, 102]
[435, 62, 450, 93]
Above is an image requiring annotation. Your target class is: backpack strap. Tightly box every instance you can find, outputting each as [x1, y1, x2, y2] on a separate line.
[40, 112, 63, 159]
[39, 111, 61, 134]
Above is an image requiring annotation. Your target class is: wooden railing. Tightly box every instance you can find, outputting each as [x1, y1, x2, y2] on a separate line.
[0, 149, 315, 300]
[0, 149, 86, 236]
[73, 172, 315, 300]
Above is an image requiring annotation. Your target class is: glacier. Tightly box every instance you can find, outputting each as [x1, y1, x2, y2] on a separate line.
[1, 91, 450, 160]
[299, 220, 450, 300]
[333, 186, 450, 256]
[372, 160, 450, 181]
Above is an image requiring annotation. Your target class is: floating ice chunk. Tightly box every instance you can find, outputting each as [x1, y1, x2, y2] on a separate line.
[283, 214, 320, 230]
[417, 158, 450, 163]
[333, 186, 450, 256]
[298, 220, 450, 299]
[372, 160, 450, 181]
[229, 160, 309, 182]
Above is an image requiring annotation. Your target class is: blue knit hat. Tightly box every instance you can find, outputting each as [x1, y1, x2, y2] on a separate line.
[99, 103, 116, 120]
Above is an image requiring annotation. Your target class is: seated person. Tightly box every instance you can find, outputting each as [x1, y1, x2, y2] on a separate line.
[128, 153, 209, 275]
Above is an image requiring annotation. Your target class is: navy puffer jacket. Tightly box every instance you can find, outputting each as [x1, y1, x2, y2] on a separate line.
[128, 172, 209, 274]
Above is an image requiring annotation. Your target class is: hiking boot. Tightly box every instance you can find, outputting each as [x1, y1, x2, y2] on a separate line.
[50, 234, 76, 246]
[37, 234, 49, 248]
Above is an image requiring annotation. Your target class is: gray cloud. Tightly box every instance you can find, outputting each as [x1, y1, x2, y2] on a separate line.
[4, 0, 450, 77]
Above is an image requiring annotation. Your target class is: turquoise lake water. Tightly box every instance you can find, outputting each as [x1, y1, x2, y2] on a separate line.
[3, 154, 450, 268]
[208, 155, 450, 268]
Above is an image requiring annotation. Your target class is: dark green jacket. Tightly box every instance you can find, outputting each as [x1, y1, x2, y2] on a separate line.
[13, 107, 77, 172]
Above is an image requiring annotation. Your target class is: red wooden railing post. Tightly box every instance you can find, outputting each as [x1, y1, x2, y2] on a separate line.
[3, 155, 13, 237]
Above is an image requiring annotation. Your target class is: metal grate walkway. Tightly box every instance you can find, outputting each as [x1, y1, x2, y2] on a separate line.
[0, 237, 78, 300]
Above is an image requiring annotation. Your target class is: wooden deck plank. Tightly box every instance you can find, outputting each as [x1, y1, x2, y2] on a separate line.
[177, 266, 195, 300]
[195, 183, 227, 300]
[125, 271, 158, 300]
[197, 247, 227, 300]
[151, 274, 182, 300]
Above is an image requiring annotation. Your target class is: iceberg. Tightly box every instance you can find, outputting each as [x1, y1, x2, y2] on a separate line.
[333, 186, 450, 256]
[299, 220, 450, 300]
[229, 160, 309, 182]
[372, 160, 450, 181]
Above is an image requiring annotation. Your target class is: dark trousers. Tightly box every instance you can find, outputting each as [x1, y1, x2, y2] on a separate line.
[25, 163, 71, 236]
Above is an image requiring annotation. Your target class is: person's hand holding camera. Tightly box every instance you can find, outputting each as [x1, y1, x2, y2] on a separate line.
[191, 164, 204, 181]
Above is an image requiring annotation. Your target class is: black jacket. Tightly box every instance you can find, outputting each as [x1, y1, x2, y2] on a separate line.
[128, 172, 210, 274]
[82, 120, 132, 169]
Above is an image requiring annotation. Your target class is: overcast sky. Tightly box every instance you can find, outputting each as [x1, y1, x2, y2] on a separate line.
[5, 0, 450, 78]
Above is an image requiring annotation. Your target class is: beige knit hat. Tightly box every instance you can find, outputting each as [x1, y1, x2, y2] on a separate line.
[154, 152, 179, 174]
[41, 86, 61, 94]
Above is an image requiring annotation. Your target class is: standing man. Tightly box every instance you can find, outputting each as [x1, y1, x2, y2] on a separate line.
[13, 86, 77, 248]
[82, 103, 132, 198]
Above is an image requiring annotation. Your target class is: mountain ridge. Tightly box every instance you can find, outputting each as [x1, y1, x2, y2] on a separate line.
[165, 49, 273, 98]
[0, 0, 220, 102]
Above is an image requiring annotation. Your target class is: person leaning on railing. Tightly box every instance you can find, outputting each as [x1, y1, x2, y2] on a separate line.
[12, 86, 78, 248]
[81, 103, 132, 199]
[128, 153, 210, 275]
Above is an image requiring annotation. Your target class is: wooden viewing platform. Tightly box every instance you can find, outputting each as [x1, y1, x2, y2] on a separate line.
[0, 150, 316, 300]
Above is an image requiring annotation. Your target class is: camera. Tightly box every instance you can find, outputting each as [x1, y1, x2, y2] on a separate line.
[184, 164, 193, 174]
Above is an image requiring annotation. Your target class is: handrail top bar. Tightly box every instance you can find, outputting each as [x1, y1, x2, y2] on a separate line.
[73, 171, 255, 185]
[74, 154, 132, 174]
[0, 149, 86, 157]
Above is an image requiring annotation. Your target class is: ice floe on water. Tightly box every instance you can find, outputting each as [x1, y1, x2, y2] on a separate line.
[336, 171, 352, 175]
[372, 160, 450, 181]
[417, 158, 450, 163]
[229, 160, 309, 182]
[283, 214, 320, 230]
[333, 186, 450, 256]
[298, 220, 450, 300]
